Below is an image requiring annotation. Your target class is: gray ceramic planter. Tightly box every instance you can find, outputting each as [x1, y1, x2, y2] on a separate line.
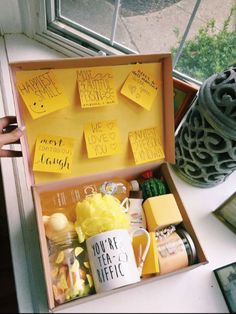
[173, 66, 236, 188]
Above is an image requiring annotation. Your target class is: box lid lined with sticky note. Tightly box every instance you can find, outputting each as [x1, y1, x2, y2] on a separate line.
[10, 53, 175, 187]
[9, 54, 209, 313]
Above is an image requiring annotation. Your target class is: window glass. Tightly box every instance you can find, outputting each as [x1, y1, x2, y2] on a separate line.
[60, 0, 115, 39]
[117, 0, 194, 54]
[52, 0, 236, 82]
[173, 0, 236, 81]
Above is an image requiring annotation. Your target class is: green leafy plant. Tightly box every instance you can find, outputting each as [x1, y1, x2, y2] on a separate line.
[172, 1, 236, 81]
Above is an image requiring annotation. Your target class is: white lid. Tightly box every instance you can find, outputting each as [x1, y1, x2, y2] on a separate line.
[130, 180, 140, 191]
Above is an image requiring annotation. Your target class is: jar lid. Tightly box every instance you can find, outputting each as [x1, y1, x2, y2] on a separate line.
[177, 228, 197, 265]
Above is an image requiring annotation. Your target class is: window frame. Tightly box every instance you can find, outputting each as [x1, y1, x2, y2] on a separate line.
[50, 0, 136, 54]
[27, 0, 202, 85]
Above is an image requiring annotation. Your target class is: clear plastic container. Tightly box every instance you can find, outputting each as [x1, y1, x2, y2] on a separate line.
[47, 230, 95, 305]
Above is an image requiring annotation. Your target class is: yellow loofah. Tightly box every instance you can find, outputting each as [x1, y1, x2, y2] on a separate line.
[75, 193, 130, 239]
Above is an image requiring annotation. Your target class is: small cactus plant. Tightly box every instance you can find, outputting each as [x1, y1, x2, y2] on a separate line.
[140, 170, 168, 201]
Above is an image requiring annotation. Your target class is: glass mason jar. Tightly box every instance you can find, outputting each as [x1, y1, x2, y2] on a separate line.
[47, 230, 95, 305]
[155, 228, 197, 275]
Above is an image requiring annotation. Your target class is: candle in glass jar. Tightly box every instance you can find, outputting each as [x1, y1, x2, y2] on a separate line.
[156, 228, 196, 275]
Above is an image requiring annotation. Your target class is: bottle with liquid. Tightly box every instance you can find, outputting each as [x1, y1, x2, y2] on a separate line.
[125, 198, 147, 232]
[40, 178, 140, 214]
[121, 187, 146, 232]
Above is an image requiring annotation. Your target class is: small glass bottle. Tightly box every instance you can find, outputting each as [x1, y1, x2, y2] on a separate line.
[47, 229, 95, 305]
[155, 227, 197, 275]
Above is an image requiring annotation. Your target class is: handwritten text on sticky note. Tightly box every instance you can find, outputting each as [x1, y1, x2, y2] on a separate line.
[121, 67, 158, 110]
[77, 67, 117, 108]
[129, 127, 165, 165]
[84, 120, 121, 158]
[16, 70, 70, 120]
[33, 134, 75, 174]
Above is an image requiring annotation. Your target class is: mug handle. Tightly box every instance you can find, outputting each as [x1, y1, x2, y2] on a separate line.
[130, 228, 151, 276]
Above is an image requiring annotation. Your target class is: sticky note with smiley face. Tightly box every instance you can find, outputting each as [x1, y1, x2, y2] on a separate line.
[16, 70, 70, 119]
[84, 120, 121, 158]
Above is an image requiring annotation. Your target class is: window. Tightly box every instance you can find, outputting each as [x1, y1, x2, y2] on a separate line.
[41, 0, 236, 83]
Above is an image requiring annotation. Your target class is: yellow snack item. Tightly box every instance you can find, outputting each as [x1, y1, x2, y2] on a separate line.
[84, 262, 90, 269]
[79, 268, 87, 280]
[55, 251, 65, 264]
[58, 272, 68, 290]
[75, 193, 130, 239]
[74, 247, 84, 257]
[52, 284, 65, 304]
[86, 274, 94, 288]
[75, 225, 86, 243]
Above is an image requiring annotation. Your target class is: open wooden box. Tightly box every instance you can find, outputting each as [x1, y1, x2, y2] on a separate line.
[9, 53, 208, 311]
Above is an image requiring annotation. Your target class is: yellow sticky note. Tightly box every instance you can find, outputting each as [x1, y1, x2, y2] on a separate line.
[129, 127, 165, 165]
[33, 134, 75, 174]
[77, 67, 117, 108]
[120, 67, 158, 110]
[16, 70, 70, 120]
[84, 120, 121, 158]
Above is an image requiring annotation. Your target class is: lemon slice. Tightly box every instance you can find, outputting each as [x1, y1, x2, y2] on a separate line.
[75, 225, 85, 243]
[83, 261, 90, 269]
[55, 251, 64, 264]
[86, 274, 94, 288]
[74, 246, 84, 257]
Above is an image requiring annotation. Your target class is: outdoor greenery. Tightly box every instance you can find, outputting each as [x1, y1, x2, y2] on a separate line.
[171, 1, 236, 82]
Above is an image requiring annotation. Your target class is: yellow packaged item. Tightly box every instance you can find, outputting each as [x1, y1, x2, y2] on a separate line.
[143, 194, 183, 231]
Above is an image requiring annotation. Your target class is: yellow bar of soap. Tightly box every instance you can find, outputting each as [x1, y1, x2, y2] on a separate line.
[143, 194, 183, 232]
[132, 232, 159, 276]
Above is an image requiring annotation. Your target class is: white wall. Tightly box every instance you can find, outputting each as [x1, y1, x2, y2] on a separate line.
[0, 0, 23, 34]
